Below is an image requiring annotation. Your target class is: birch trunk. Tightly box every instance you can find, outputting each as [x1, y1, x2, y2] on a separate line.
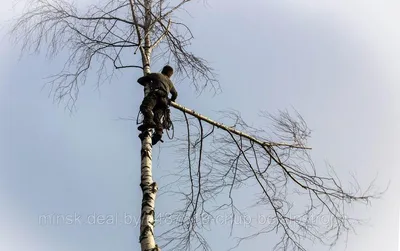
[139, 1, 159, 250]
[138, 72, 160, 250]
[139, 131, 159, 251]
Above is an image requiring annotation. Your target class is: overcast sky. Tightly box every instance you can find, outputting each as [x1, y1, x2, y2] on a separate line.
[1, 0, 399, 250]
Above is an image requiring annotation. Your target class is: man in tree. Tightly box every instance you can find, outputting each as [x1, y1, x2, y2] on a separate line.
[137, 65, 178, 145]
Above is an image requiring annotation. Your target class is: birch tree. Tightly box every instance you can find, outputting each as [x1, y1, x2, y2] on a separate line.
[10, 0, 381, 250]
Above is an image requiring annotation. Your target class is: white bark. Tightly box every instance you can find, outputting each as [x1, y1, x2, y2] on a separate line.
[139, 83, 160, 251]
[139, 1, 160, 250]
[139, 132, 159, 251]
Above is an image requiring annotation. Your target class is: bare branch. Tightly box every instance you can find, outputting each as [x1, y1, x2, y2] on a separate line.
[156, 101, 383, 251]
[151, 18, 171, 49]
[171, 102, 310, 149]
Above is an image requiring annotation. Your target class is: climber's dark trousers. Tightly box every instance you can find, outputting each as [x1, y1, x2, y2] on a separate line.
[139, 90, 168, 136]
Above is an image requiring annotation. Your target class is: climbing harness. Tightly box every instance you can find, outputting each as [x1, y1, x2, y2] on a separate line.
[136, 108, 174, 140]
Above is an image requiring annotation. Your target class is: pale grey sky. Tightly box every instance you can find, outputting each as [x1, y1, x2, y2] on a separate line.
[1, 0, 399, 250]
